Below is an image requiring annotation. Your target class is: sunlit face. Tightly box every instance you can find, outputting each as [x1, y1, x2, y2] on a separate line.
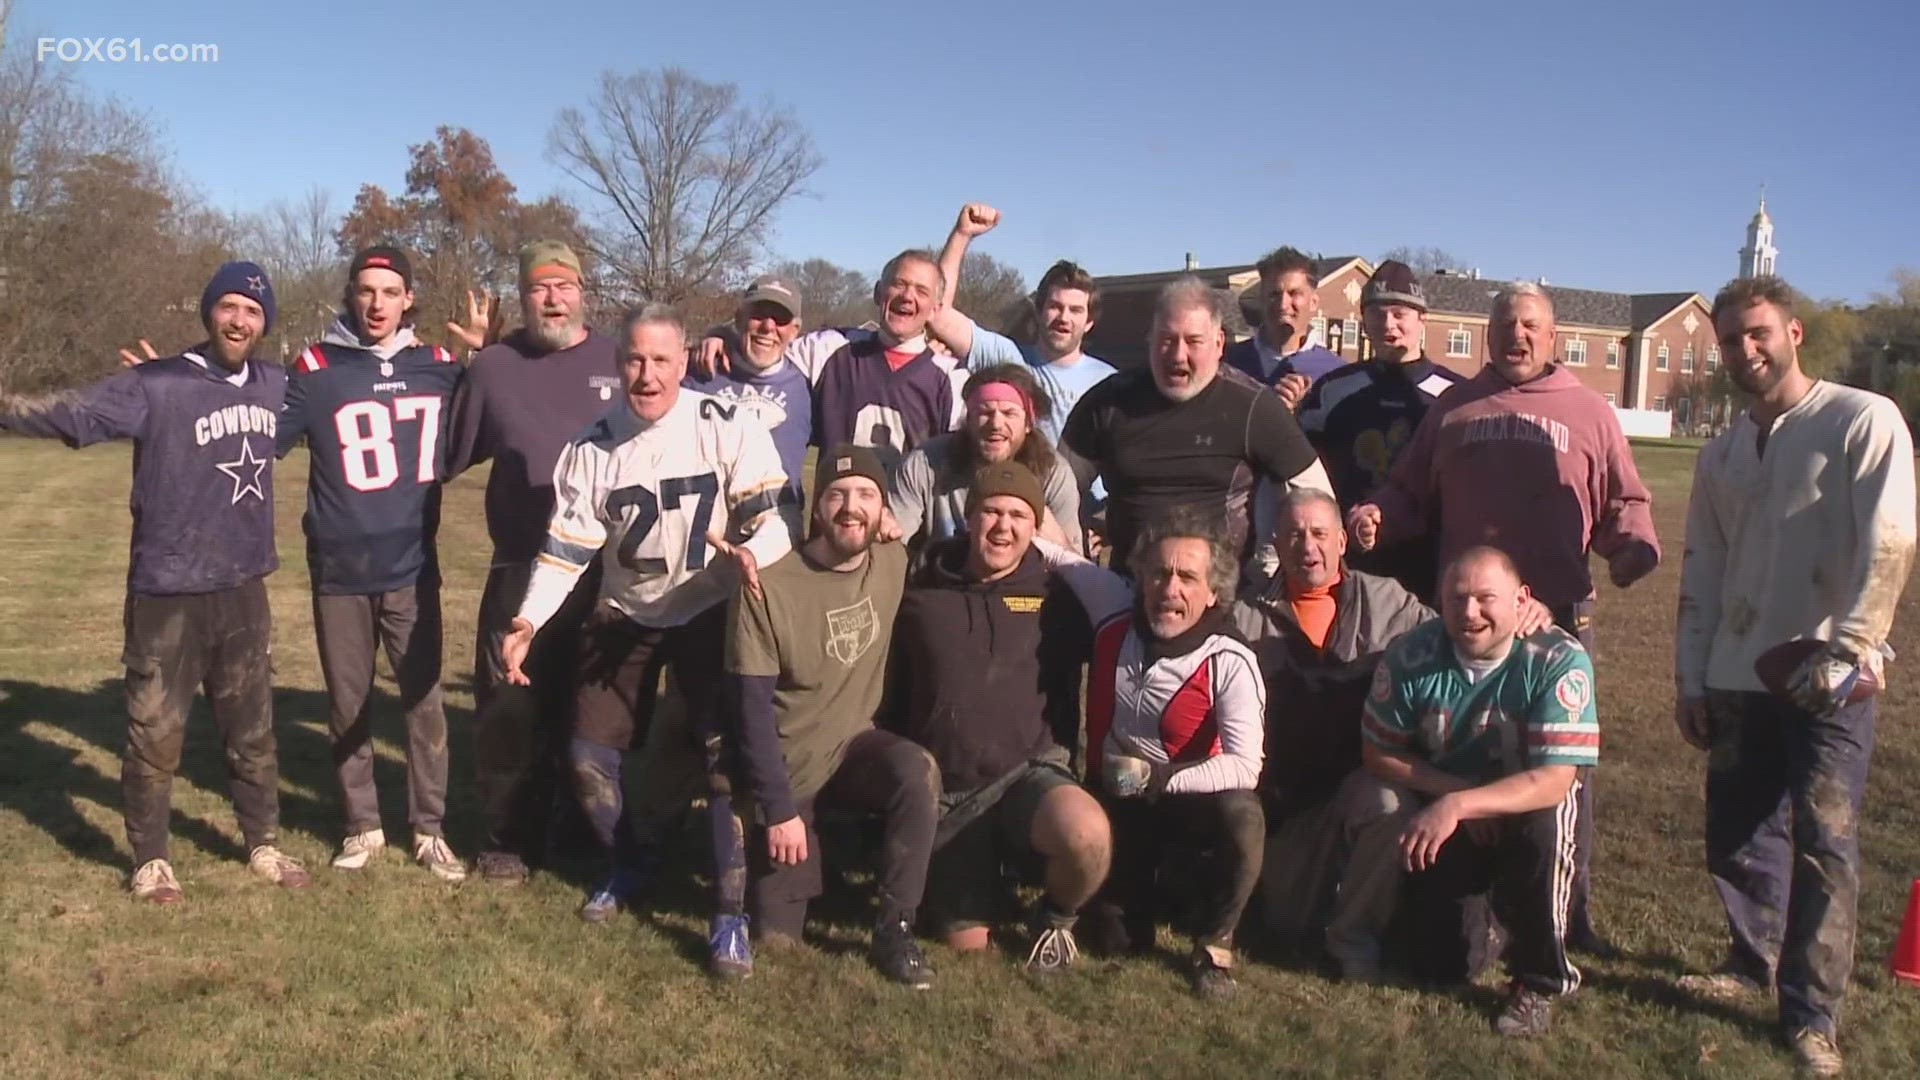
[813, 477, 884, 560]
[1260, 269, 1320, 343]
[349, 267, 412, 345]
[877, 257, 940, 341]
[1364, 303, 1425, 362]
[1487, 294, 1556, 384]
[622, 322, 688, 422]
[967, 396, 1029, 464]
[1140, 537, 1219, 639]
[522, 275, 585, 351]
[1277, 499, 1347, 591]
[1441, 557, 1528, 661]
[1716, 298, 1803, 398]
[734, 300, 799, 370]
[967, 494, 1035, 578]
[1037, 285, 1093, 359]
[205, 294, 266, 370]
[1148, 304, 1225, 403]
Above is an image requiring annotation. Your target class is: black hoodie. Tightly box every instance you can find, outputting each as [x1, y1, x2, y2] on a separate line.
[884, 537, 1093, 791]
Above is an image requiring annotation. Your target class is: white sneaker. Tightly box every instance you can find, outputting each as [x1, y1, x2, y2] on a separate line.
[332, 828, 387, 870]
[413, 834, 467, 882]
[1791, 1029, 1844, 1077]
[249, 845, 313, 889]
[130, 858, 183, 904]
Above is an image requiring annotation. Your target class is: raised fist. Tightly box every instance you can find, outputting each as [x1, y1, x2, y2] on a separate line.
[1348, 503, 1383, 551]
[955, 203, 1001, 238]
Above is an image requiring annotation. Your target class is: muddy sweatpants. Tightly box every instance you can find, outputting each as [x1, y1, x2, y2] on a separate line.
[121, 579, 281, 865]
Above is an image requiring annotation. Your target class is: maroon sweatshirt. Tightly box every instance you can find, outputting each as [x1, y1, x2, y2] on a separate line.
[444, 328, 622, 565]
[1368, 365, 1660, 609]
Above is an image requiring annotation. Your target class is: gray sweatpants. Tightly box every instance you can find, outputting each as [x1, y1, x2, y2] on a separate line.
[313, 582, 449, 838]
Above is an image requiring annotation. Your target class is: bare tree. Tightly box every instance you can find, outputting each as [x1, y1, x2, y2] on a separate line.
[550, 68, 822, 304]
[0, 52, 229, 389]
[1381, 245, 1472, 273]
[767, 257, 872, 329]
[954, 251, 1029, 335]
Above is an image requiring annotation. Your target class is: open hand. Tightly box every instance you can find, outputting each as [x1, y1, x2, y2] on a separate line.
[501, 618, 536, 686]
[119, 339, 159, 368]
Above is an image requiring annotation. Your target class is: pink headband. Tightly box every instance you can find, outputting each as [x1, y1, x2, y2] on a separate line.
[967, 381, 1030, 417]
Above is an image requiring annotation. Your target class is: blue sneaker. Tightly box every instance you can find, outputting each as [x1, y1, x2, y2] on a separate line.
[708, 913, 753, 980]
[578, 870, 639, 924]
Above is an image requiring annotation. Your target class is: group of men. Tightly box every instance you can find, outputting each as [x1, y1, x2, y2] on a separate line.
[0, 200, 1910, 1075]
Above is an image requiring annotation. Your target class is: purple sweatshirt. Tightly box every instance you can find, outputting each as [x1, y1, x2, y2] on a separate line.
[1368, 366, 1660, 610]
[444, 329, 622, 565]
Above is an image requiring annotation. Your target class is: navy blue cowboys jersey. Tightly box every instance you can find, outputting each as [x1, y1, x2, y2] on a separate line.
[278, 338, 464, 594]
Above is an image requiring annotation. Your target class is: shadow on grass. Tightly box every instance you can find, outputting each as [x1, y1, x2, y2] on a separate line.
[0, 678, 476, 871]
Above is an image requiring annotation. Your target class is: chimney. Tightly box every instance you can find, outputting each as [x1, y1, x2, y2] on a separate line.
[1184, 252, 1198, 271]
[1470, 267, 1480, 280]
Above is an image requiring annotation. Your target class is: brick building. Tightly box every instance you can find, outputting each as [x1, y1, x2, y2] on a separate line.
[1085, 257, 1720, 414]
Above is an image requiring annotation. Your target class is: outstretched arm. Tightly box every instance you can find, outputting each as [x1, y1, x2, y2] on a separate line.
[0, 368, 149, 447]
[924, 203, 1002, 360]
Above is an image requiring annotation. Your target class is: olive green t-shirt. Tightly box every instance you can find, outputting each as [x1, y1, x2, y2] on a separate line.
[727, 541, 907, 806]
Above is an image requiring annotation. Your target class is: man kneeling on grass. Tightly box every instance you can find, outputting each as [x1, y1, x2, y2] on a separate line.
[1355, 545, 1598, 1036]
[726, 445, 939, 988]
[885, 461, 1111, 973]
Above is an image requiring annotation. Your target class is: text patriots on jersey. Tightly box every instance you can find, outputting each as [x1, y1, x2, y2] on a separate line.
[370, 381, 410, 394]
[194, 403, 278, 445]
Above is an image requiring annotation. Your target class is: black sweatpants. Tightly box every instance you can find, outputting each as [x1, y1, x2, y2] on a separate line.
[471, 561, 600, 860]
[1405, 781, 1583, 996]
[1094, 788, 1265, 955]
[747, 730, 939, 937]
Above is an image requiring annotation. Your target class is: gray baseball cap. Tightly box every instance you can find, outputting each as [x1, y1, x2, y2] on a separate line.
[740, 275, 802, 319]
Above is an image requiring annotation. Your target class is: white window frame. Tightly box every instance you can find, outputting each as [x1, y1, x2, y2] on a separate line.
[1604, 392, 1617, 405]
[1447, 327, 1473, 358]
[1656, 343, 1670, 372]
[1341, 318, 1359, 353]
[1681, 344, 1695, 374]
[1707, 346, 1720, 371]
[1565, 339, 1588, 367]
[1606, 341, 1620, 369]
[1653, 395, 1669, 411]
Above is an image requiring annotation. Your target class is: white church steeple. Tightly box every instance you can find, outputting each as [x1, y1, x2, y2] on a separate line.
[1739, 186, 1778, 279]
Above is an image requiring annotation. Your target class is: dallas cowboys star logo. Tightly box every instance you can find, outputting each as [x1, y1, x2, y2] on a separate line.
[245, 275, 267, 295]
[215, 437, 268, 504]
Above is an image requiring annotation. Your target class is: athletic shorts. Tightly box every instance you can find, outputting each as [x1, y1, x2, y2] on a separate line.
[923, 758, 1077, 933]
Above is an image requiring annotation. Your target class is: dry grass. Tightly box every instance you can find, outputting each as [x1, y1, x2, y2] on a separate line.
[0, 439, 1916, 1079]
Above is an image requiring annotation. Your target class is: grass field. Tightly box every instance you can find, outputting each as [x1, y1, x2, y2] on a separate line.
[1, 439, 1917, 1079]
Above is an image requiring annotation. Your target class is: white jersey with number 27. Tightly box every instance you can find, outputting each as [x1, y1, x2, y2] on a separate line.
[517, 389, 796, 631]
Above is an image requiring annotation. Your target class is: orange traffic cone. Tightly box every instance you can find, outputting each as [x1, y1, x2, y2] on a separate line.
[1894, 877, 1920, 987]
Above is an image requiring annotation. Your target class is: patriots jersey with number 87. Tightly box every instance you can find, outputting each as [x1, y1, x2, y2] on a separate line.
[278, 338, 464, 595]
[517, 389, 797, 633]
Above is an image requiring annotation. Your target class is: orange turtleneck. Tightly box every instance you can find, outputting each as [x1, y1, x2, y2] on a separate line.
[1287, 573, 1341, 649]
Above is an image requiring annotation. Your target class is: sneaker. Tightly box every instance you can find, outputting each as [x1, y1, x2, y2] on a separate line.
[476, 851, 529, 886]
[1494, 984, 1554, 1037]
[578, 870, 639, 924]
[708, 913, 753, 980]
[1678, 969, 1768, 1001]
[248, 845, 312, 890]
[130, 858, 183, 905]
[1188, 947, 1238, 1000]
[413, 835, 467, 882]
[870, 917, 934, 990]
[1024, 925, 1082, 975]
[331, 828, 387, 870]
[1789, 1029, 1844, 1077]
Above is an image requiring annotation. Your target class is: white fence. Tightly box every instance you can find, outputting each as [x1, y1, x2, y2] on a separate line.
[1614, 407, 1673, 439]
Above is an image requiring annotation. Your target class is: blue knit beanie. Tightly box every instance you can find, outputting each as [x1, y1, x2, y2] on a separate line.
[200, 261, 277, 333]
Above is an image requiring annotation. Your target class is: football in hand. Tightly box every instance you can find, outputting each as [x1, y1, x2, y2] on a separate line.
[1753, 639, 1881, 704]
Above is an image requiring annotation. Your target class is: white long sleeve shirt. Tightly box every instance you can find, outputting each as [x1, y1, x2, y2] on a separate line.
[518, 390, 796, 632]
[1676, 380, 1916, 696]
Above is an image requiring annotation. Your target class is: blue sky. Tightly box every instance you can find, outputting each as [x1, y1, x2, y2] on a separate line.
[11, 0, 1918, 302]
